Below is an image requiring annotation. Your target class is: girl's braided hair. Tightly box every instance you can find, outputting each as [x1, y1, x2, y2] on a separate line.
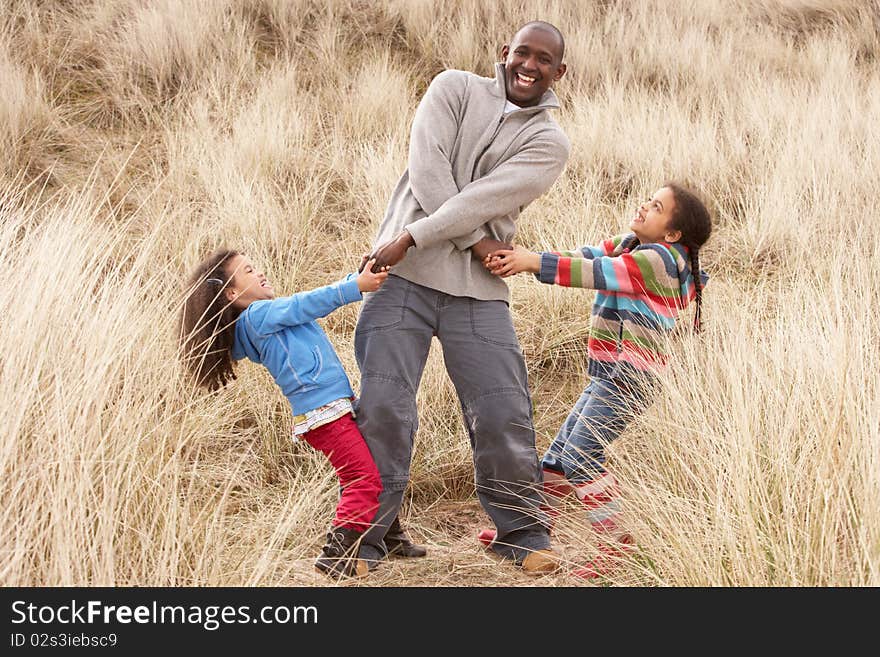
[178, 249, 242, 390]
[664, 182, 712, 331]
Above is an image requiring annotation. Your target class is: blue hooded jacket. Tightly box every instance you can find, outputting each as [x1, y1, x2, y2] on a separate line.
[231, 274, 362, 415]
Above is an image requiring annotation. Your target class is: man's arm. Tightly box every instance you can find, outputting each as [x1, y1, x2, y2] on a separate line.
[369, 134, 567, 271]
[367, 230, 510, 272]
[404, 136, 570, 250]
[407, 70, 462, 216]
[407, 70, 487, 251]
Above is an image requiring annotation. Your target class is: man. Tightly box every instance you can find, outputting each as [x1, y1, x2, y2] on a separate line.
[355, 21, 570, 574]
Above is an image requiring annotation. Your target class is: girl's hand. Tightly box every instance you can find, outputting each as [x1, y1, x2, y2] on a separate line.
[471, 237, 512, 262]
[484, 245, 541, 278]
[357, 259, 390, 292]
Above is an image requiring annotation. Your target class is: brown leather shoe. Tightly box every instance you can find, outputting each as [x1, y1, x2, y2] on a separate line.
[384, 517, 427, 558]
[520, 549, 561, 575]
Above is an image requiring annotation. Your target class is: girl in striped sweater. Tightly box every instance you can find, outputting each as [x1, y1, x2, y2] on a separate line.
[482, 182, 712, 579]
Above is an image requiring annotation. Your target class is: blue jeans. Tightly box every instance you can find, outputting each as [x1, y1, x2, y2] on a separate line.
[541, 372, 653, 485]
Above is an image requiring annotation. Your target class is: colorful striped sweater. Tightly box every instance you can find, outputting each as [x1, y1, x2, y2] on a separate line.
[536, 233, 707, 378]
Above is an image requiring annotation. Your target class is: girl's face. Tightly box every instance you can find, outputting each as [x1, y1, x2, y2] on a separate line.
[630, 187, 682, 244]
[224, 254, 274, 310]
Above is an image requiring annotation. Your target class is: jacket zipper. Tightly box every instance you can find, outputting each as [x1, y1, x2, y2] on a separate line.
[472, 112, 506, 181]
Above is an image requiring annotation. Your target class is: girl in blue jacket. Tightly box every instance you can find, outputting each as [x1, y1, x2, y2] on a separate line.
[180, 249, 392, 579]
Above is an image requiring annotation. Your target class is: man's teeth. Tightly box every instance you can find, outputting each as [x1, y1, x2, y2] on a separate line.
[517, 73, 535, 84]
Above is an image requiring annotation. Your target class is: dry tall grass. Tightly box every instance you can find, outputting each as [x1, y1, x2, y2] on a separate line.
[2, 0, 877, 586]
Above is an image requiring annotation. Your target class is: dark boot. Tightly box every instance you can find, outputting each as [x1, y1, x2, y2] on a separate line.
[384, 516, 427, 558]
[315, 526, 369, 579]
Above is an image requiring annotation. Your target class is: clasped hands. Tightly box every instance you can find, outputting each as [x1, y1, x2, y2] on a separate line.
[358, 230, 415, 273]
[483, 244, 541, 278]
[356, 231, 539, 279]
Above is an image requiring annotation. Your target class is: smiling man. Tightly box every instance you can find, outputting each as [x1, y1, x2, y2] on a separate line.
[355, 21, 570, 574]
[503, 22, 567, 107]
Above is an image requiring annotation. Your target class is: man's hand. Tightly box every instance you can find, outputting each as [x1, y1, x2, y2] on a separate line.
[365, 230, 415, 272]
[357, 259, 390, 292]
[484, 245, 541, 278]
[471, 237, 513, 262]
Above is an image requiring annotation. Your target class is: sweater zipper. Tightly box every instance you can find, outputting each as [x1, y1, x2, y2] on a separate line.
[472, 112, 506, 180]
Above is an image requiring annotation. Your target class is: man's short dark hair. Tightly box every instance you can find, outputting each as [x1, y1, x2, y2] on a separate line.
[515, 21, 566, 62]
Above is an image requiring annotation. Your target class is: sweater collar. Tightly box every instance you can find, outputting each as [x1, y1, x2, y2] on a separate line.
[493, 62, 561, 112]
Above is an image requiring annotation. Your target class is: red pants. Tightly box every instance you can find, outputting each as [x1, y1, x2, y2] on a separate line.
[300, 413, 381, 531]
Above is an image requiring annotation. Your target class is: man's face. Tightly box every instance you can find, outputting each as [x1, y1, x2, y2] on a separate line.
[501, 26, 566, 107]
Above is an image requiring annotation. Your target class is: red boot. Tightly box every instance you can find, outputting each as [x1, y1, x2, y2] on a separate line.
[478, 528, 496, 547]
[571, 472, 634, 579]
[573, 472, 629, 538]
[571, 537, 634, 580]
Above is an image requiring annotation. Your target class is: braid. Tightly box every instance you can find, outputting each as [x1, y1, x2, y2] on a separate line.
[689, 246, 702, 332]
[663, 181, 712, 334]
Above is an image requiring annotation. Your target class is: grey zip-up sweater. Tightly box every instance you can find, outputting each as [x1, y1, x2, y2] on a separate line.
[374, 62, 570, 302]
